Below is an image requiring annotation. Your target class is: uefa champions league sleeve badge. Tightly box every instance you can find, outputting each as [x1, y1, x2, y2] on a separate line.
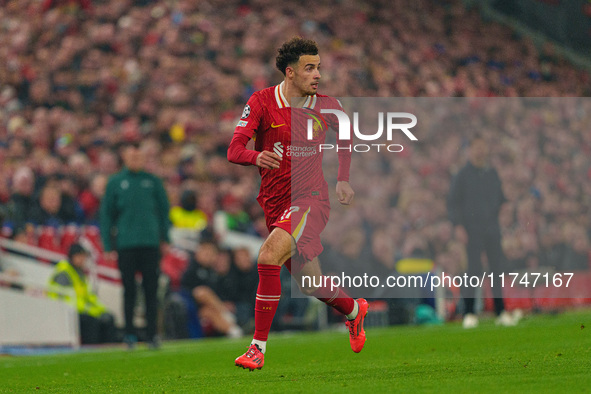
[241, 104, 251, 119]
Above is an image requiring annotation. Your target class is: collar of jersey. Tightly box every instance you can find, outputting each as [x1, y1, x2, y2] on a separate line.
[275, 81, 316, 109]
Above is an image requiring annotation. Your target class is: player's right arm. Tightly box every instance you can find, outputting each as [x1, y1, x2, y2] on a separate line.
[227, 94, 281, 170]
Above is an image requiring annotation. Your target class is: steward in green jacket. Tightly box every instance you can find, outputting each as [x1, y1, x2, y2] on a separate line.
[49, 243, 116, 344]
[99, 142, 170, 349]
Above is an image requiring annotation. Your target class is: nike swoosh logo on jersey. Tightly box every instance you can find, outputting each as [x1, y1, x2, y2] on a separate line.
[271, 123, 285, 128]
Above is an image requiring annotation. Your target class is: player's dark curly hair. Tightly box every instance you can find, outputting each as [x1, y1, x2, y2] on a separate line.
[275, 37, 319, 76]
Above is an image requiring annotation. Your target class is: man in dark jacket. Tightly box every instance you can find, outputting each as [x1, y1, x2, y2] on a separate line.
[448, 135, 517, 328]
[100, 141, 170, 348]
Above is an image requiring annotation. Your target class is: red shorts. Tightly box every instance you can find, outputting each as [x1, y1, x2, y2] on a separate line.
[266, 196, 330, 263]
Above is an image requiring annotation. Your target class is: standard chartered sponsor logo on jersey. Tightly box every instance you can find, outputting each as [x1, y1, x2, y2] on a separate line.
[273, 142, 317, 158]
[286, 145, 317, 157]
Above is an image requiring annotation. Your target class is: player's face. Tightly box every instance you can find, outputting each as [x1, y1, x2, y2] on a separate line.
[291, 55, 321, 96]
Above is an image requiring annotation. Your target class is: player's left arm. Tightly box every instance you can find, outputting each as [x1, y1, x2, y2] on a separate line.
[331, 99, 354, 205]
[336, 145, 354, 205]
[335, 127, 354, 205]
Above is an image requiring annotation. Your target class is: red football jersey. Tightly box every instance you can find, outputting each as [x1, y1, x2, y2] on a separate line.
[231, 82, 350, 222]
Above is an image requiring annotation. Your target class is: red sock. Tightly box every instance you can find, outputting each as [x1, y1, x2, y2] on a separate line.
[253, 264, 282, 341]
[312, 279, 355, 316]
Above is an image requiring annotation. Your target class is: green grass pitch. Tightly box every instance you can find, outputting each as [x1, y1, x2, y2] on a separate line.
[2, 310, 590, 393]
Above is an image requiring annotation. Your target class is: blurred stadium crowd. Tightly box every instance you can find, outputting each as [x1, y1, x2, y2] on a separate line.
[0, 0, 590, 335]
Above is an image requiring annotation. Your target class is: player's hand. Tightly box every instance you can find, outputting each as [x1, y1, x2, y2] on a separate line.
[256, 150, 282, 169]
[336, 181, 354, 205]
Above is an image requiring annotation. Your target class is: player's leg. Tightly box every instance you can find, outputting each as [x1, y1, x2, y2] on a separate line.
[289, 198, 369, 352]
[293, 257, 369, 353]
[235, 227, 293, 370]
[293, 256, 356, 316]
[253, 227, 293, 346]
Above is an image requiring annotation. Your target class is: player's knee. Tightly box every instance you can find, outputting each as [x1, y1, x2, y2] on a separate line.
[257, 248, 281, 266]
[298, 282, 318, 296]
[297, 275, 320, 296]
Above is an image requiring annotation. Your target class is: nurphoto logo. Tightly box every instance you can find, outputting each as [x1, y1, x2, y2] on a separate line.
[307, 109, 418, 153]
